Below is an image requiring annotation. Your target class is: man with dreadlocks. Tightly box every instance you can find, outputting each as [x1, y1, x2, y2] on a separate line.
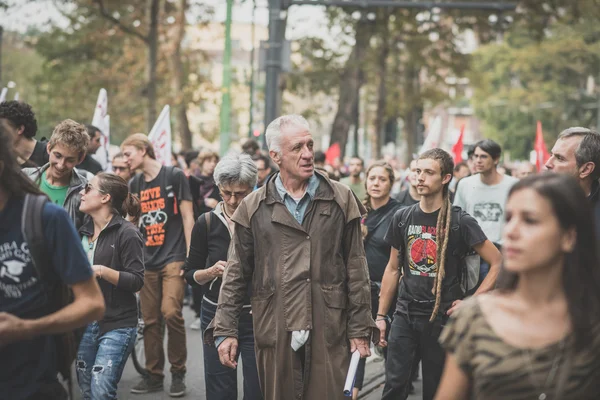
[376, 148, 502, 400]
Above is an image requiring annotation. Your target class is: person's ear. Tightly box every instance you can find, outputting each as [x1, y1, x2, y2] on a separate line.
[101, 193, 112, 205]
[442, 173, 452, 185]
[578, 162, 595, 180]
[78, 152, 86, 165]
[270, 150, 281, 166]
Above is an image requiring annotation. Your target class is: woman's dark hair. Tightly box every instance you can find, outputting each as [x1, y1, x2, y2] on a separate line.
[0, 120, 43, 197]
[473, 139, 502, 160]
[96, 173, 141, 224]
[497, 172, 600, 351]
[418, 148, 454, 321]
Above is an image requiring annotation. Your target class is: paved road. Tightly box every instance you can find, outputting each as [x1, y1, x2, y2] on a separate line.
[74, 306, 421, 399]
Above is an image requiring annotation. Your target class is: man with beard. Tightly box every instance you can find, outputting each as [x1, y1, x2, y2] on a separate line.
[340, 156, 366, 201]
[207, 114, 377, 400]
[377, 148, 501, 400]
[545, 127, 600, 237]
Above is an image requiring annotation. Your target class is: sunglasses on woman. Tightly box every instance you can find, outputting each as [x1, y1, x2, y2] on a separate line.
[84, 183, 105, 194]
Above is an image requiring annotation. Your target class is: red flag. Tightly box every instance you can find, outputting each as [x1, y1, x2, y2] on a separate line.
[534, 121, 550, 172]
[325, 142, 341, 165]
[452, 124, 465, 163]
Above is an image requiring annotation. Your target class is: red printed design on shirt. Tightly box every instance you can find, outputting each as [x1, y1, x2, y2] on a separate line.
[139, 186, 168, 247]
[407, 224, 438, 277]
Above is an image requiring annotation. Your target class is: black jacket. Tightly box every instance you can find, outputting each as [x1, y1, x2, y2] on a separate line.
[79, 214, 145, 335]
[183, 203, 250, 306]
[589, 180, 600, 240]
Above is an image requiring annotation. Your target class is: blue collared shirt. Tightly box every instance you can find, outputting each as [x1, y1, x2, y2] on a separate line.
[275, 173, 320, 224]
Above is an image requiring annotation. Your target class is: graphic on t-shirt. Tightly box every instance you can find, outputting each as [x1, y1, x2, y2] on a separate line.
[473, 203, 503, 222]
[407, 225, 438, 277]
[139, 186, 169, 247]
[0, 241, 35, 299]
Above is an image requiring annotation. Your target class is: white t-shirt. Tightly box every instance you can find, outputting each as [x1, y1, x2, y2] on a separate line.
[453, 174, 519, 245]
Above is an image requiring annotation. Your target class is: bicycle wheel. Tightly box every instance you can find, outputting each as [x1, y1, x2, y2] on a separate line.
[131, 323, 147, 376]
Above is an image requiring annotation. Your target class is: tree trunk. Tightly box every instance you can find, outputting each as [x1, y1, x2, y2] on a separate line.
[146, 0, 160, 132]
[171, 0, 192, 149]
[403, 63, 421, 161]
[330, 18, 373, 157]
[374, 11, 390, 159]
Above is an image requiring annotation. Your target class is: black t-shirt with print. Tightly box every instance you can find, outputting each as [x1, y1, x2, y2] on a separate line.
[384, 203, 487, 317]
[130, 166, 193, 270]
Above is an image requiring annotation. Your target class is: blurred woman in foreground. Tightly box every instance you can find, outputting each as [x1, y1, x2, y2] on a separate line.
[436, 173, 600, 400]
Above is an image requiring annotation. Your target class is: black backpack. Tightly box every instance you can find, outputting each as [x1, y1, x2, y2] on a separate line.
[21, 194, 80, 394]
[394, 203, 480, 297]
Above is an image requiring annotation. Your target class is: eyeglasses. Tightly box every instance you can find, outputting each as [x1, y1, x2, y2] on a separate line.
[84, 183, 105, 194]
[220, 189, 250, 200]
[113, 166, 129, 172]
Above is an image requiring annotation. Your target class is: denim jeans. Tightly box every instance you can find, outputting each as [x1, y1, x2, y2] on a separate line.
[76, 322, 136, 400]
[382, 312, 447, 400]
[201, 300, 263, 400]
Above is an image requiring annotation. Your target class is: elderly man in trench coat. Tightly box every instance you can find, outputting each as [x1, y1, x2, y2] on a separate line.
[205, 114, 377, 400]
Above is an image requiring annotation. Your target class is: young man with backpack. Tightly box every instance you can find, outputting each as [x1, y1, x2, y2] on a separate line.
[121, 133, 194, 397]
[376, 148, 502, 400]
[0, 121, 105, 399]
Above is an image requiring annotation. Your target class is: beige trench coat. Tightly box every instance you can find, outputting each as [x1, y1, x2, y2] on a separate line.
[205, 171, 377, 400]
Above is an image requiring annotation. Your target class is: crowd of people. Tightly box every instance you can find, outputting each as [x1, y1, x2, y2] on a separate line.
[1, 99, 600, 400]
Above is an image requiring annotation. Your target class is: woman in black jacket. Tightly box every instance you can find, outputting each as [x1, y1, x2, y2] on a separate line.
[183, 154, 262, 400]
[77, 172, 145, 400]
[353, 161, 401, 399]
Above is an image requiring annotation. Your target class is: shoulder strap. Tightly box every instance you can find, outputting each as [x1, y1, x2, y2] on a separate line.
[204, 212, 211, 236]
[130, 173, 142, 196]
[21, 194, 55, 285]
[397, 203, 417, 241]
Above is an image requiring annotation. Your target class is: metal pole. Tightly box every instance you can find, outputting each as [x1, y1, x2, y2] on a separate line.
[597, 71, 600, 133]
[219, 0, 234, 155]
[264, 0, 283, 142]
[248, 0, 256, 138]
[353, 89, 360, 157]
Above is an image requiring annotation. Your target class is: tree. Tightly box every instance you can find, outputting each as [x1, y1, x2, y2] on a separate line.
[92, 0, 161, 132]
[469, 19, 600, 159]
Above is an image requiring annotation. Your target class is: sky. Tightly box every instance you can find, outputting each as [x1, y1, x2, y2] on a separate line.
[0, 0, 329, 40]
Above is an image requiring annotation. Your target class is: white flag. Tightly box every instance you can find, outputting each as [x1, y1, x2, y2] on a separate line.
[0, 88, 7, 103]
[419, 116, 443, 154]
[91, 89, 110, 170]
[148, 105, 172, 166]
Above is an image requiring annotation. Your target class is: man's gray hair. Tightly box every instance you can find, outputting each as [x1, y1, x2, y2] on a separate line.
[213, 153, 258, 189]
[558, 127, 600, 180]
[265, 114, 310, 154]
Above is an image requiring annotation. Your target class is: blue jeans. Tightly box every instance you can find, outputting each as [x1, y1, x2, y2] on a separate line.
[76, 322, 136, 400]
[201, 300, 263, 400]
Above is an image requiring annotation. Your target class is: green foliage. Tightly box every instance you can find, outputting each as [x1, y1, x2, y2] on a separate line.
[470, 17, 600, 159]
